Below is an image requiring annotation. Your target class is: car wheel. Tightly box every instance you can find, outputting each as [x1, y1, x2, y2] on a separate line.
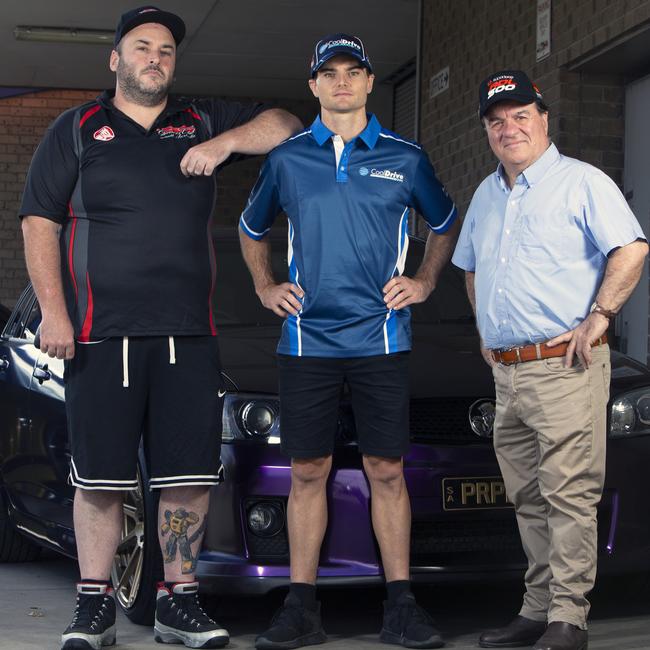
[0, 488, 41, 562]
[111, 453, 162, 625]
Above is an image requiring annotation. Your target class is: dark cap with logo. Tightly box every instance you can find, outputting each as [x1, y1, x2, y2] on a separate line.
[310, 33, 373, 77]
[114, 6, 186, 47]
[478, 70, 547, 119]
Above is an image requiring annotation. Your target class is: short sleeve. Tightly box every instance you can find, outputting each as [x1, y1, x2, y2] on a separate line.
[19, 110, 79, 224]
[201, 98, 271, 139]
[451, 199, 478, 272]
[239, 156, 281, 240]
[582, 170, 647, 255]
[410, 151, 457, 233]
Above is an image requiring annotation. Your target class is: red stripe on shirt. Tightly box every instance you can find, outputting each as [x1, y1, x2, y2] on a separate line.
[78, 273, 94, 342]
[185, 107, 202, 121]
[79, 104, 101, 128]
[67, 203, 79, 299]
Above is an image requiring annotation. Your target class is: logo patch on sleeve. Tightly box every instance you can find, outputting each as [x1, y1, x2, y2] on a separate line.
[93, 126, 115, 141]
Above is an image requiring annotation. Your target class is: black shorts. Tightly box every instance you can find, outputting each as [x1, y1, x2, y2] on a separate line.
[277, 353, 410, 459]
[65, 336, 224, 490]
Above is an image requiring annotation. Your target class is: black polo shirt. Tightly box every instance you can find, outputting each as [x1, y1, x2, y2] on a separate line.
[20, 90, 266, 340]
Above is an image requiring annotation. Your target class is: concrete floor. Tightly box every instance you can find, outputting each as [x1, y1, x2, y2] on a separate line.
[1, 554, 650, 649]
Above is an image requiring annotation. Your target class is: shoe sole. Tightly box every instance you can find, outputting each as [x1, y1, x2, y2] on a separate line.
[479, 639, 543, 648]
[61, 626, 116, 649]
[254, 630, 327, 649]
[154, 623, 229, 649]
[380, 629, 444, 649]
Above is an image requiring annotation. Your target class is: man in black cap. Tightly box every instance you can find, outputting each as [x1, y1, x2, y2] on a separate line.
[240, 32, 458, 650]
[19, 6, 301, 649]
[452, 70, 647, 650]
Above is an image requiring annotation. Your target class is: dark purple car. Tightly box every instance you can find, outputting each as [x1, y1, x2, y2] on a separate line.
[1, 229, 649, 624]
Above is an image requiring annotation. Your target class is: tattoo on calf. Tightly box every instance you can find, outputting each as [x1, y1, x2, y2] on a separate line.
[160, 508, 207, 574]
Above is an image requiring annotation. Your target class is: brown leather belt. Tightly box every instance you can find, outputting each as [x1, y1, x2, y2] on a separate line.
[491, 334, 608, 366]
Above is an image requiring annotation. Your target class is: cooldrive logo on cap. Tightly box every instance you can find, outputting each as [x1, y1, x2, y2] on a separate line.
[319, 38, 362, 54]
[139, 8, 157, 13]
[487, 76, 516, 99]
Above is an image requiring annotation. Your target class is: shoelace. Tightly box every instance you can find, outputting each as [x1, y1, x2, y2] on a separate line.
[168, 593, 217, 629]
[70, 595, 111, 631]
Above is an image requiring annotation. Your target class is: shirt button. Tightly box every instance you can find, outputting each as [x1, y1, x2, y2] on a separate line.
[497, 288, 503, 293]
[510, 200, 516, 206]
[505, 229, 511, 235]
[501, 257, 506, 263]
[341, 166, 345, 171]
[502, 320, 507, 325]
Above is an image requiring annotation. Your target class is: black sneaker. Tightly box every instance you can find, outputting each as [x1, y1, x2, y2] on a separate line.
[380, 592, 444, 649]
[154, 581, 229, 648]
[61, 583, 116, 650]
[255, 593, 327, 649]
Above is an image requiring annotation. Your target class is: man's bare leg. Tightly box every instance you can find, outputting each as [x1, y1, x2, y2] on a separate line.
[287, 456, 332, 584]
[158, 486, 210, 582]
[362, 455, 410, 581]
[74, 488, 123, 579]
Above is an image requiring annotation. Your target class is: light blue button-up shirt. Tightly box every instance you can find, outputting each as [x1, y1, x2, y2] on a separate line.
[452, 143, 646, 350]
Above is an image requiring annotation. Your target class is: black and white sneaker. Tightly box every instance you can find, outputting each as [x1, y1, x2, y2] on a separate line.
[61, 582, 116, 650]
[154, 582, 229, 648]
[380, 592, 444, 648]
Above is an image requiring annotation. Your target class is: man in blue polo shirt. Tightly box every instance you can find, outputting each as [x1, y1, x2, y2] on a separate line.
[239, 33, 459, 650]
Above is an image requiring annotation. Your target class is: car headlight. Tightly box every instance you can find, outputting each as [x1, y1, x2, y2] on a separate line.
[610, 388, 650, 438]
[222, 393, 280, 443]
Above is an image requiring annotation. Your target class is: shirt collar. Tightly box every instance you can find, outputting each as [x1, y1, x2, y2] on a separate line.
[309, 113, 382, 149]
[495, 142, 560, 191]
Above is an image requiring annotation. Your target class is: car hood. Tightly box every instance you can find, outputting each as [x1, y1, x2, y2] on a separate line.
[217, 323, 495, 398]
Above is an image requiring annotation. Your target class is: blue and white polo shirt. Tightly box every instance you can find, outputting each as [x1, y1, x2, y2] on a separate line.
[240, 114, 457, 358]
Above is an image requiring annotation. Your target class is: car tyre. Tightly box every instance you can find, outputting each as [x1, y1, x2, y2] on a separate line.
[0, 488, 41, 562]
[111, 451, 162, 625]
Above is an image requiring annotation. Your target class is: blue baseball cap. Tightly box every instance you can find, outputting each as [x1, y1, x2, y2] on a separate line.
[310, 33, 373, 77]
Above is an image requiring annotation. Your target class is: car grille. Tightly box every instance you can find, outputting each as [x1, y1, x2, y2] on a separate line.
[410, 517, 525, 563]
[337, 398, 491, 445]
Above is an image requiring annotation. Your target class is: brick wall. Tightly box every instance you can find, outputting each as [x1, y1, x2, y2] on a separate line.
[420, 0, 650, 213]
[0, 89, 314, 308]
[420, 0, 649, 361]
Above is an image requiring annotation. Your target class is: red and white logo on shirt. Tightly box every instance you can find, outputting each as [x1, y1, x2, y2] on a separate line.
[93, 126, 115, 141]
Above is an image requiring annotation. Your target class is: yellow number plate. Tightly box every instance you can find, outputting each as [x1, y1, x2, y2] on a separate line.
[442, 476, 513, 511]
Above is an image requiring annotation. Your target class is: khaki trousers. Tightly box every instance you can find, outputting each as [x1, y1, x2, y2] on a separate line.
[492, 345, 610, 629]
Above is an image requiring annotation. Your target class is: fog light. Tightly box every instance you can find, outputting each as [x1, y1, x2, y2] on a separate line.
[240, 402, 276, 437]
[247, 502, 284, 537]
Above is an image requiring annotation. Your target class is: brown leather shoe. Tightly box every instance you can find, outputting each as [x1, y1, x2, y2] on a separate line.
[479, 615, 547, 648]
[532, 622, 587, 650]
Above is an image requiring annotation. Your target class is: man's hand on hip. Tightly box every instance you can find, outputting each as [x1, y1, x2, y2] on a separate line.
[180, 133, 235, 177]
[38, 312, 75, 359]
[545, 312, 609, 369]
[383, 275, 432, 311]
[258, 282, 304, 318]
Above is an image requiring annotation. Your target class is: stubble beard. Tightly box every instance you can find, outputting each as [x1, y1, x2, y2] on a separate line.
[117, 59, 173, 107]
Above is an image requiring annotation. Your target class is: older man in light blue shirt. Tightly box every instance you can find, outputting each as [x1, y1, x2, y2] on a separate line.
[453, 70, 647, 650]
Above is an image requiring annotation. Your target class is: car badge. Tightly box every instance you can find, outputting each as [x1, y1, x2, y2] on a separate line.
[468, 398, 496, 438]
[93, 126, 115, 141]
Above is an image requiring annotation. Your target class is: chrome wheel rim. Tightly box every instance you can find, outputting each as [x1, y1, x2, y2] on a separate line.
[111, 471, 146, 610]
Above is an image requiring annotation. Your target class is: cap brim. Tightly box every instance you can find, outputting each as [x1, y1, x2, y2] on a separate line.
[117, 10, 186, 46]
[480, 93, 539, 118]
[311, 49, 372, 76]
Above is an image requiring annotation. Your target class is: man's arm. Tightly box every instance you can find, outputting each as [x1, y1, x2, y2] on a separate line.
[181, 109, 302, 177]
[464, 270, 495, 368]
[547, 239, 649, 367]
[383, 218, 461, 310]
[21, 215, 74, 359]
[238, 230, 303, 317]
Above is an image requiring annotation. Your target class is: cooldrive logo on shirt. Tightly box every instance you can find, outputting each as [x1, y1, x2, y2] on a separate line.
[156, 125, 197, 140]
[487, 76, 516, 99]
[369, 168, 404, 183]
[319, 38, 361, 54]
[93, 126, 115, 142]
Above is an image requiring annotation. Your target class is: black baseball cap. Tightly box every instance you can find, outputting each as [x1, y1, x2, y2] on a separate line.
[310, 33, 373, 77]
[114, 6, 186, 47]
[478, 70, 547, 119]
